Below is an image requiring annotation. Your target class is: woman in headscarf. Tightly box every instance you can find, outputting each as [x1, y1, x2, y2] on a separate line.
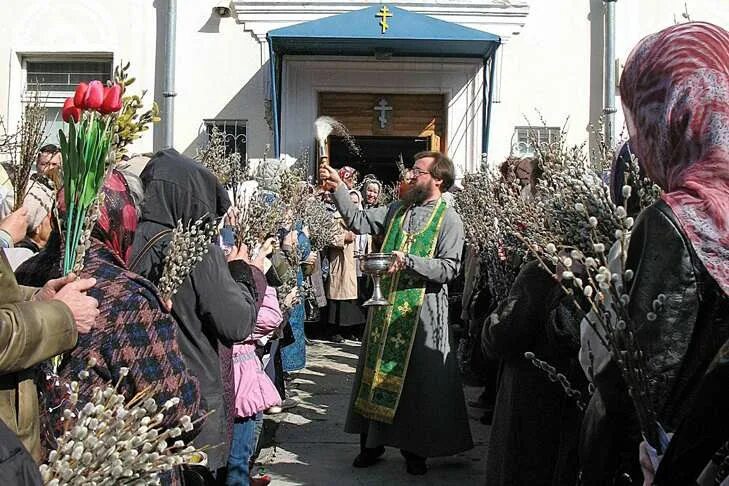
[279, 223, 312, 373]
[360, 176, 382, 209]
[338, 166, 358, 190]
[4, 183, 55, 270]
[45, 170, 201, 440]
[129, 149, 258, 480]
[325, 189, 366, 342]
[580, 22, 729, 486]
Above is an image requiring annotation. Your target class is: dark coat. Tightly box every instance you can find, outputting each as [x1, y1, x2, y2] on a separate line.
[482, 261, 586, 486]
[0, 418, 41, 485]
[129, 149, 257, 473]
[579, 201, 729, 485]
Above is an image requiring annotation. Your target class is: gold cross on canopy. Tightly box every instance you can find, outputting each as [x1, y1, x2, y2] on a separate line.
[376, 6, 392, 34]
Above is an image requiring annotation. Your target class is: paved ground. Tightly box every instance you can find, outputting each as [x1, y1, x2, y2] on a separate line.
[254, 339, 489, 485]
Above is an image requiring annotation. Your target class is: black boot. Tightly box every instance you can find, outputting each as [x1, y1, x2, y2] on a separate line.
[400, 450, 427, 475]
[353, 434, 385, 468]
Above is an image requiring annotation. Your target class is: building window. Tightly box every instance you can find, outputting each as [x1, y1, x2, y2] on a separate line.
[24, 57, 113, 145]
[203, 119, 247, 159]
[512, 125, 561, 156]
[26, 60, 113, 92]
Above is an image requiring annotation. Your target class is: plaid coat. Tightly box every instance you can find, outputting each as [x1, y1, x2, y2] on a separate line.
[49, 240, 202, 436]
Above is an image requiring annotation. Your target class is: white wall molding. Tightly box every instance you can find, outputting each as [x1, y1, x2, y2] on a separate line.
[232, 1, 530, 42]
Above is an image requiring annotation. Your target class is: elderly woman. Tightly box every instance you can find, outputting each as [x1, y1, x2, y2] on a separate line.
[361, 176, 382, 209]
[580, 22, 729, 486]
[130, 149, 258, 480]
[4, 183, 55, 270]
[326, 190, 366, 342]
[46, 170, 202, 440]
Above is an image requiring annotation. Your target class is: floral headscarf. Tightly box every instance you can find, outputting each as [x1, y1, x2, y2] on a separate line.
[620, 21, 729, 296]
[338, 166, 358, 188]
[95, 170, 139, 265]
[56, 169, 138, 266]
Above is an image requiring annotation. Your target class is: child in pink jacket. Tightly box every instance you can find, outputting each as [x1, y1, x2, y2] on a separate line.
[227, 286, 283, 486]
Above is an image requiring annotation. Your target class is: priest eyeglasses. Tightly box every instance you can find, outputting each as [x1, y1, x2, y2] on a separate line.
[408, 167, 432, 179]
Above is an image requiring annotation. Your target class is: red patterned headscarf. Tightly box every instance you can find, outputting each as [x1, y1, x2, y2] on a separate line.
[95, 170, 139, 265]
[620, 21, 729, 296]
[56, 169, 138, 266]
[338, 166, 357, 188]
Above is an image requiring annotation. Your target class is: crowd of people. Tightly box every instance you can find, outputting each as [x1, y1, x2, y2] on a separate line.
[0, 19, 726, 486]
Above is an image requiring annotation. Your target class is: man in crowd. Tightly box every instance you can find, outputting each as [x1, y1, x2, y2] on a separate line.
[0, 210, 99, 461]
[319, 151, 473, 476]
[35, 144, 62, 176]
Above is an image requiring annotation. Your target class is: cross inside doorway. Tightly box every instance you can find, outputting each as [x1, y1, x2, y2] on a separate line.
[376, 5, 393, 34]
[374, 98, 393, 129]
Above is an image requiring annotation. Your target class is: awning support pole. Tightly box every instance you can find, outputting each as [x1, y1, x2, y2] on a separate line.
[482, 54, 497, 160]
[267, 37, 281, 158]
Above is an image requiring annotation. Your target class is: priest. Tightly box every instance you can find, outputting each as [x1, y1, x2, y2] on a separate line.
[319, 151, 473, 476]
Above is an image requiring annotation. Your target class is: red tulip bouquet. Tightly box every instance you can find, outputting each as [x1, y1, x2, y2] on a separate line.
[59, 80, 123, 275]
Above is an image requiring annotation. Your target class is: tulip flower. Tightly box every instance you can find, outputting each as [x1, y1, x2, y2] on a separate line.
[100, 84, 123, 114]
[62, 97, 81, 123]
[83, 80, 105, 111]
[74, 82, 89, 109]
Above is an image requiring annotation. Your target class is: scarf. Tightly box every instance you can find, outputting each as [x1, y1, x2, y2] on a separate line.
[620, 21, 729, 296]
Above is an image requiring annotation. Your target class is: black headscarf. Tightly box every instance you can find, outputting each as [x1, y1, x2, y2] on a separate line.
[129, 148, 230, 280]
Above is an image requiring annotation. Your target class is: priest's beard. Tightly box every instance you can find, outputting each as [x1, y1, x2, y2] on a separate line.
[401, 185, 429, 206]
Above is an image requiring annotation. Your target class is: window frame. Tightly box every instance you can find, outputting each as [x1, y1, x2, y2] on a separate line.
[511, 125, 561, 157]
[22, 55, 114, 107]
[202, 118, 248, 160]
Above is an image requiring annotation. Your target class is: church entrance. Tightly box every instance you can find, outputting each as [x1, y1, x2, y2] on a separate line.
[318, 91, 446, 186]
[329, 135, 430, 186]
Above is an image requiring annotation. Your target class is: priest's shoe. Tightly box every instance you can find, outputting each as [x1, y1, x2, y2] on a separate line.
[352, 446, 386, 468]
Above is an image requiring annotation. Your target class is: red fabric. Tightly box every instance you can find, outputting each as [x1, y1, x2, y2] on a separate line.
[620, 21, 729, 296]
[96, 170, 138, 265]
[338, 166, 357, 184]
[56, 169, 138, 266]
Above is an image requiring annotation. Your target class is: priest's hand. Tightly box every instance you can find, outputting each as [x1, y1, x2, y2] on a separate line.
[388, 251, 407, 273]
[318, 164, 341, 191]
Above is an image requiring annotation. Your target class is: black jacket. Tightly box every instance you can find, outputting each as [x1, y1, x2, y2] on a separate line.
[0, 419, 41, 486]
[129, 149, 257, 472]
[579, 200, 729, 485]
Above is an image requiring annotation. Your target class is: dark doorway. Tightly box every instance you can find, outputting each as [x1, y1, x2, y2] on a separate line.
[329, 136, 430, 186]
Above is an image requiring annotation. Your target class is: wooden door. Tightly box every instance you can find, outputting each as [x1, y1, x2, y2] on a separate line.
[318, 92, 445, 152]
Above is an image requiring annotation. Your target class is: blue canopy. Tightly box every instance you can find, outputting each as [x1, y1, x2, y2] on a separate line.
[266, 5, 501, 156]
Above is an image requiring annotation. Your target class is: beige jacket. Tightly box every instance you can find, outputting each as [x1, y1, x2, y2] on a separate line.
[0, 253, 76, 461]
[326, 218, 359, 301]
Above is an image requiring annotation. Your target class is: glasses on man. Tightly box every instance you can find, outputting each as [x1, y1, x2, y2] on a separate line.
[408, 167, 431, 179]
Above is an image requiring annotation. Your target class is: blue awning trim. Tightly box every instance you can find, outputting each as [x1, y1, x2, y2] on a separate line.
[266, 5, 501, 158]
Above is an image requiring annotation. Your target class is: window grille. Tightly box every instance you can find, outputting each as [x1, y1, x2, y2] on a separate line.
[23, 57, 113, 145]
[25, 59, 113, 92]
[512, 126, 561, 156]
[203, 119, 247, 159]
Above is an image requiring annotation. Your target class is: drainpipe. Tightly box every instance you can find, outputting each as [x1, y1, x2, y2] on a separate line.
[162, 0, 177, 149]
[603, 0, 617, 149]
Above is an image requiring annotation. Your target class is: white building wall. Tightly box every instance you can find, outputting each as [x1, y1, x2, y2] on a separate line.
[488, 0, 729, 165]
[0, 0, 157, 153]
[0, 1, 727, 170]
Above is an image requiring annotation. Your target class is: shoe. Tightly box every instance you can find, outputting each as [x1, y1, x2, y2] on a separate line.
[280, 397, 298, 410]
[264, 405, 283, 415]
[401, 450, 427, 475]
[329, 334, 345, 343]
[250, 475, 271, 486]
[353, 446, 386, 468]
